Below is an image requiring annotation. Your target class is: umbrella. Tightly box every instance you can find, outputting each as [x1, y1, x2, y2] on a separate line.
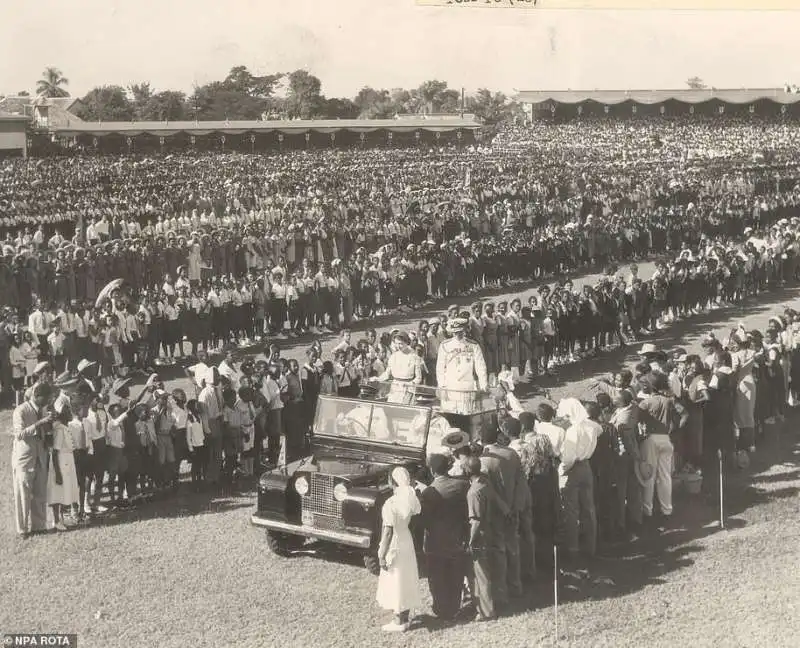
[95, 278, 125, 308]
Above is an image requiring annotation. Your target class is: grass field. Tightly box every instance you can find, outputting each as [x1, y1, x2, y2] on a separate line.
[3, 261, 800, 648]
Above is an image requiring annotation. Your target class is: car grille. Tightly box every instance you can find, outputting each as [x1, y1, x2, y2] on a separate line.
[303, 473, 342, 519]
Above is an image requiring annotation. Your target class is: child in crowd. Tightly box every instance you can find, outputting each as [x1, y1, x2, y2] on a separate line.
[221, 387, 242, 485]
[9, 332, 26, 406]
[235, 387, 257, 477]
[83, 397, 108, 513]
[186, 399, 206, 488]
[105, 403, 130, 505]
[320, 360, 339, 395]
[170, 389, 190, 486]
[48, 321, 66, 373]
[134, 404, 158, 494]
[22, 330, 39, 388]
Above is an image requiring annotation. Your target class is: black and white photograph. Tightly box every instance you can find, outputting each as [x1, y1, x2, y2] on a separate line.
[2, 1, 800, 646]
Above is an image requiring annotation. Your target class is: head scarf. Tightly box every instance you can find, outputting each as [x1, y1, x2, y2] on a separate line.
[556, 397, 588, 424]
[390, 466, 421, 519]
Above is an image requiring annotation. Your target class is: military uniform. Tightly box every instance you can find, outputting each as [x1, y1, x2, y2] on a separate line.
[436, 334, 488, 415]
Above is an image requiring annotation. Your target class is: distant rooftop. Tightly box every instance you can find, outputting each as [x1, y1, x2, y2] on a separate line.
[52, 115, 481, 137]
[0, 111, 30, 122]
[514, 88, 800, 105]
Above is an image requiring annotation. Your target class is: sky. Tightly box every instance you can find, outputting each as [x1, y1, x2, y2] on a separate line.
[1, 0, 799, 99]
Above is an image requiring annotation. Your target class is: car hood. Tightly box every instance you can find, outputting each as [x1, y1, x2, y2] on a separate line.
[313, 454, 397, 484]
[282, 452, 399, 487]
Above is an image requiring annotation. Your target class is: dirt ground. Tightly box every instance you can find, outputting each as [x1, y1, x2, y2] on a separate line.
[3, 260, 800, 648]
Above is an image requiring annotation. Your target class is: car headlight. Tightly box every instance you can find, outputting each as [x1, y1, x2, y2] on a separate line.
[333, 483, 348, 502]
[294, 476, 309, 496]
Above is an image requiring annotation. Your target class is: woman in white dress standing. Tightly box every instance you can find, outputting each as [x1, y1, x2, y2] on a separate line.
[376, 466, 421, 633]
[47, 399, 81, 531]
[371, 332, 423, 404]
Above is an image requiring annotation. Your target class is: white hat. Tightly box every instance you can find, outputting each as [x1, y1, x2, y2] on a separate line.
[639, 343, 663, 356]
[76, 359, 97, 374]
[446, 316, 469, 334]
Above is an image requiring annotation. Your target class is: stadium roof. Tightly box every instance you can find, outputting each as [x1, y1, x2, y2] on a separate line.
[514, 88, 800, 105]
[0, 112, 30, 122]
[52, 116, 481, 137]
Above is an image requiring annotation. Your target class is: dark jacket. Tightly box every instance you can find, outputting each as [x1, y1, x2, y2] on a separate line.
[420, 474, 469, 556]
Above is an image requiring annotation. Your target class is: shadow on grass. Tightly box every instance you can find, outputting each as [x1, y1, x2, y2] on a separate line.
[749, 469, 800, 485]
[528, 421, 800, 609]
[84, 486, 254, 529]
[263, 421, 800, 624]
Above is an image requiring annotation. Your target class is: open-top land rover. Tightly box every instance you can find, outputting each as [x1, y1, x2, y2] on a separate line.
[250, 385, 497, 573]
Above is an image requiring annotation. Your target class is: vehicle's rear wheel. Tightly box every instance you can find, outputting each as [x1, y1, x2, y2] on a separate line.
[363, 552, 380, 575]
[266, 531, 304, 557]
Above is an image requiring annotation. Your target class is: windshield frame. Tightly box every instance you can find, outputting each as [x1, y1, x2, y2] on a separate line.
[313, 395, 432, 450]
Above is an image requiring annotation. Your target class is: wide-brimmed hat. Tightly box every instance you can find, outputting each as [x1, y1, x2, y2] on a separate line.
[110, 376, 133, 396]
[76, 359, 97, 374]
[53, 371, 78, 388]
[639, 343, 665, 358]
[768, 316, 785, 332]
[441, 428, 469, 451]
[32, 361, 52, 376]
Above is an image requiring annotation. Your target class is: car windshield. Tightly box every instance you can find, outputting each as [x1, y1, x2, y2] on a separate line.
[313, 396, 431, 449]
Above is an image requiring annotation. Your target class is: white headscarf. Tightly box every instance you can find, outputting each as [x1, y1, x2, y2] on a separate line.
[556, 397, 588, 424]
[390, 466, 421, 519]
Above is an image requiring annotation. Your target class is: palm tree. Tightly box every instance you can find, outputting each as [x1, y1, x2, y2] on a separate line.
[36, 67, 70, 98]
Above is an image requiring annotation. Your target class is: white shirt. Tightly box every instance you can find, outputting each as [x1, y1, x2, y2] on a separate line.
[59, 311, 77, 334]
[261, 377, 283, 411]
[106, 412, 127, 448]
[28, 310, 48, 336]
[83, 410, 106, 442]
[532, 421, 566, 455]
[559, 419, 601, 474]
[171, 404, 189, 430]
[217, 361, 241, 391]
[75, 313, 89, 338]
[186, 419, 205, 448]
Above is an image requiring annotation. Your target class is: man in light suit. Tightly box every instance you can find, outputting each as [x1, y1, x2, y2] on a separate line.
[11, 383, 53, 537]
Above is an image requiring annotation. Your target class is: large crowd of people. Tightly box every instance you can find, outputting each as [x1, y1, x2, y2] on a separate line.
[8, 114, 800, 630]
[0, 118, 799, 399]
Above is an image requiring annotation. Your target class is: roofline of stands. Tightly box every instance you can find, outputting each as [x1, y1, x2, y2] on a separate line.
[514, 88, 800, 105]
[49, 116, 482, 138]
[0, 113, 31, 122]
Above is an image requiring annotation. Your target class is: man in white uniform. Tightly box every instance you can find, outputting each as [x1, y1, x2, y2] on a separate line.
[436, 316, 488, 414]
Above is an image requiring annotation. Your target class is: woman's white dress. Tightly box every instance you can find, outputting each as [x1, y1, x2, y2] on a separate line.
[376, 496, 421, 614]
[384, 351, 420, 404]
[47, 422, 81, 506]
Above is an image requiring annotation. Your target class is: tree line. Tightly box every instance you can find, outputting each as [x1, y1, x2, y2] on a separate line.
[31, 66, 521, 124]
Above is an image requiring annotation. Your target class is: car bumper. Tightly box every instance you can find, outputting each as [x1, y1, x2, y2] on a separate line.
[250, 514, 372, 549]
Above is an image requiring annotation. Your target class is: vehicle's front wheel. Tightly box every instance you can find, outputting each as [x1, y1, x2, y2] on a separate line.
[266, 531, 304, 557]
[363, 552, 381, 575]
